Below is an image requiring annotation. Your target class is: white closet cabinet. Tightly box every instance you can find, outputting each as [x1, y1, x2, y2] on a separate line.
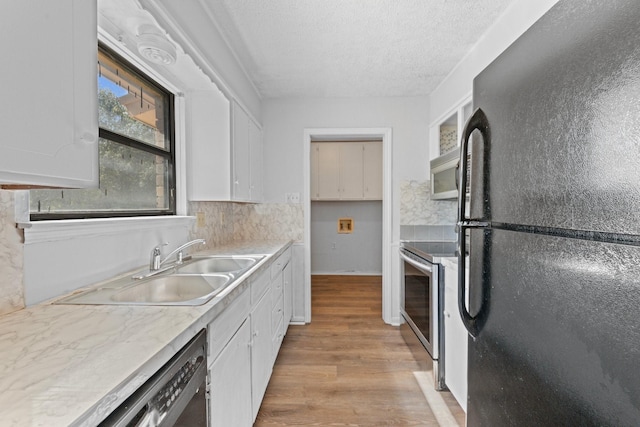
[310, 141, 382, 200]
[363, 141, 383, 199]
[0, 0, 98, 187]
[311, 143, 341, 199]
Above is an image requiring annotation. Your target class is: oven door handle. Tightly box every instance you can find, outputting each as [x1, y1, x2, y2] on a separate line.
[400, 250, 434, 273]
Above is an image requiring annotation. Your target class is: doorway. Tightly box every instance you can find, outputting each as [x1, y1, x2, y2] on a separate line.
[303, 128, 393, 324]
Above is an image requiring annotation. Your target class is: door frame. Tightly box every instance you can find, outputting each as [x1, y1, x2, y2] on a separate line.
[303, 127, 393, 324]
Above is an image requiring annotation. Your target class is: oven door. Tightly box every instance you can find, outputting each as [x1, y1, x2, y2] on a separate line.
[400, 249, 439, 360]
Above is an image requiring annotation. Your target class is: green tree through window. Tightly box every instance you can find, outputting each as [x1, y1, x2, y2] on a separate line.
[30, 45, 175, 219]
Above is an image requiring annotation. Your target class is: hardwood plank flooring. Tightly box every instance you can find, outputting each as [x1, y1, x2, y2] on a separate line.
[255, 275, 465, 426]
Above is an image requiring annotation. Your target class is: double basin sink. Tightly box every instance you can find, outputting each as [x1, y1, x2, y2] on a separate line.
[56, 255, 265, 306]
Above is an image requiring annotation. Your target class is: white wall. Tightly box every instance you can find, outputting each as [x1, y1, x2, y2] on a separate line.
[429, 0, 560, 124]
[263, 96, 430, 206]
[311, 201, 382, 275]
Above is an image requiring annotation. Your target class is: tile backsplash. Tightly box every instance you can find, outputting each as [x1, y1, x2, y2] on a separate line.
[400, 179, 457, 226]
[400, 224, 457, 241]
[0, 191, 24, 316]
[189, 201, 303, 247]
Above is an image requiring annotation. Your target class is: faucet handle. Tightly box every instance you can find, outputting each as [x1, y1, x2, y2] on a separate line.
[150, 242, 168, 270]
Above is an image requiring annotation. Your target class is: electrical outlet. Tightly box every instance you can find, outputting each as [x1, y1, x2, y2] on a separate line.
[196, 212, 205, 227]
[285, 192, 301, 204]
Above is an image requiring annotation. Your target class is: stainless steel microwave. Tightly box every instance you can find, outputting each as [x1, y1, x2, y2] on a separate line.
[430, 149, 460, 200]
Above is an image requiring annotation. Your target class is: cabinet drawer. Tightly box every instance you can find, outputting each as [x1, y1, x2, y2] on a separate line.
[269, 248, 291, 280]
[251, 269, 271, 305]
[208, 289, 250, 363]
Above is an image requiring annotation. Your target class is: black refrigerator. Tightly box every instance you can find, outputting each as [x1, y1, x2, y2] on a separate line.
[456, 1, 640, 425]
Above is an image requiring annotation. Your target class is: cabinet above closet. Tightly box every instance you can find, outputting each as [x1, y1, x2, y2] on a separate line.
[310, 141, 382, 201]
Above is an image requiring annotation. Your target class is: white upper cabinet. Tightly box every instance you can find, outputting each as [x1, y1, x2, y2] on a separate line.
[248, 119, 263, 203]
[0, 0, 98, 188]
[311, 141, 382, 201]
[429, 96, 473, 160]
[232, 101, 251, 201]
[186, 89, 231, 201]
[186, 95, 262, 202]
[232, 101, 262, 202]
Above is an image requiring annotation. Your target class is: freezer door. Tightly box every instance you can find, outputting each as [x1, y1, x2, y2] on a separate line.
[466, 228, 640, 426]
[473, 0, 640, 234]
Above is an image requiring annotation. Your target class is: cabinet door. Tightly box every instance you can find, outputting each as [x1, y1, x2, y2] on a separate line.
[209, 319, 253, 427]
[249, 119, 263, 202]
[283, 261, 293, 328]
[250, 289, 273, 421]
[316, 143, 341, 199]
[186, 89, 231, 201]
[0, 0, 98, 187]
[310, 143, 320, 200]
[363, 141, 383, 200]
[443, 263, 468, 411]
[339, 143, 364, 199]
[232, 102, 251, 201]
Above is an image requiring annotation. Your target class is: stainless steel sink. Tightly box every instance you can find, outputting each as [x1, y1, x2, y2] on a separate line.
[56, 274, 232, 306]
[177, 256, 262, 275]
[55, 254, 266, 306]
[110, 275, 229, 304]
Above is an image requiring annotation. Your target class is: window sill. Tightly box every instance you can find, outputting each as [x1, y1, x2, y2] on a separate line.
[20, 216, 195, 245]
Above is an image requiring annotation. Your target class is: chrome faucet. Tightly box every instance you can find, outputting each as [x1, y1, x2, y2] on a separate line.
[155, 239, 206, 270]
[135, 239, 206, 279]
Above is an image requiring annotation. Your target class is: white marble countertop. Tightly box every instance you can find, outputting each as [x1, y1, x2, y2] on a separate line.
[0, 240, 291, 427]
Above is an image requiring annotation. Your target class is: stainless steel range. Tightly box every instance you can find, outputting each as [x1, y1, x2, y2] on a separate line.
[400, 241, 457, 391]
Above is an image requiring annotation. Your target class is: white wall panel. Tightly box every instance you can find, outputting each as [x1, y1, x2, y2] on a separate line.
[311, 201, 382, 275]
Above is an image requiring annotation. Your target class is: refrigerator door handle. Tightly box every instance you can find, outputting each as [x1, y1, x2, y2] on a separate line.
[457, 108, 491, 338]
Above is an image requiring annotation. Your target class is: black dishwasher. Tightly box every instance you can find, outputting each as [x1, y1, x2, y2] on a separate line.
[100, 330, 208, 427]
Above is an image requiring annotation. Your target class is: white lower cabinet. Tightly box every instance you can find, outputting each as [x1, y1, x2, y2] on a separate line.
[209, 319, 252, 427]
[442, 259, 468, 412]
[283, 261, 293, 326]
[250, 287, 273, 421]
[207, 248, 293, 426]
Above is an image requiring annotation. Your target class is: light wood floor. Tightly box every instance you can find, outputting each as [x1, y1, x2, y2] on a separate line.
[255, 275, 465, 426]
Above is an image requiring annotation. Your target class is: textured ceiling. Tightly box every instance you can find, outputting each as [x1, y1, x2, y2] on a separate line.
[201, 0, 517, 98]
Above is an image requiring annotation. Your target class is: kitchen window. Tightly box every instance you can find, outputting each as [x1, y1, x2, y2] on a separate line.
[30, 45, 176, 219]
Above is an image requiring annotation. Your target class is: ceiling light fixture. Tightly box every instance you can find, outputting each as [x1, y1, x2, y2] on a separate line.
[136, 24, 176, 65]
